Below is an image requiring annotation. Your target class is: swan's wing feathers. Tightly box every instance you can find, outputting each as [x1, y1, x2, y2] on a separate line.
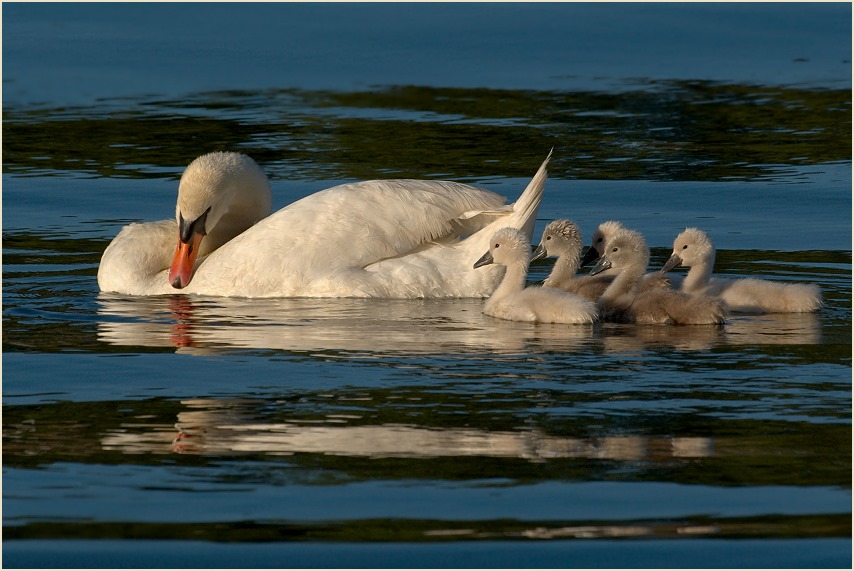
[276, 179, 506, 268]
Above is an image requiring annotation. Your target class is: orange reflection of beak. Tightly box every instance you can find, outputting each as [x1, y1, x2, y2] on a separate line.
[168, 231, 204, 289]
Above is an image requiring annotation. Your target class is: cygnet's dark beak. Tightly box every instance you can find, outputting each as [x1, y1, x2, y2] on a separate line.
[661, 253, 682, 273]
[579, 246, 599, 268]
[473, 250, 494, 269]
[530, 243, 549, 262]
[589, 255, 612, 276]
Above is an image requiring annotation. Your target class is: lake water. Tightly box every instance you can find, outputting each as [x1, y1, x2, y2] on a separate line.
[2, 3, 852, 568]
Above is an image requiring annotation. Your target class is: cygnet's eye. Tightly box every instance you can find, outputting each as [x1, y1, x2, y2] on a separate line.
[596, 237, 604, 243]
[546, 236, 552, 241]
[494, 243, 500, 249]
[611, 247, 618, 253]
[682, 244, 688, 250]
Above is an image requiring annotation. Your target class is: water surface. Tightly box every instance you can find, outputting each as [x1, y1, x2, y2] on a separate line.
[3, 3, 851, 569]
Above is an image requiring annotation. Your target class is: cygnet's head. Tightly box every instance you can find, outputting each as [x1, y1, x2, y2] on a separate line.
[662, 227, 715, 272]
[531, 219, 583, 262]
[473, 227, 531, 269]
[580, 220, 626, 267]
[590, 228, 649, 276]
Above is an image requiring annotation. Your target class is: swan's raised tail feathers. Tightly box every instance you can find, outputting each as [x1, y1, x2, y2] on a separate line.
[459, 149, 552, 239]
[509, 149, 552, 239]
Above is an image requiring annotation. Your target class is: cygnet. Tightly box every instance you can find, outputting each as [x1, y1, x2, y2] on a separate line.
[474, 228, 598, 324]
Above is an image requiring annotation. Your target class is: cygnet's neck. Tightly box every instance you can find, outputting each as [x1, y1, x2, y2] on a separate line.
[544, 246, 581, 288]
[682, 248, 716, 293]
[490, 259, 530, 301]
[600, 261, 644, 305]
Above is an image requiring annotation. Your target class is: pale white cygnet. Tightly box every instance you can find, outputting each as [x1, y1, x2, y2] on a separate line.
[474, 228, 598, 324]
[581, 220, 672, 291]
[662, 228, 822, 313]
[531, 219, 613, 301]
[592, 229, 727, 325]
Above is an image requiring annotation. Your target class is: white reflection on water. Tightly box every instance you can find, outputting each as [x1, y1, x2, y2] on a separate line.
[101, 398, 713, 462]
[96, 294, 594, 355]
[96, 293, 822, 356]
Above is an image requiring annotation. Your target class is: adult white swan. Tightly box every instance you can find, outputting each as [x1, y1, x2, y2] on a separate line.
[98, 151, 551, 298]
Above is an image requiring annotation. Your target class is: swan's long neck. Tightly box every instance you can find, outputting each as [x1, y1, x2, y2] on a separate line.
[200, 190, 270, 255]
[682, 248, 715, 293]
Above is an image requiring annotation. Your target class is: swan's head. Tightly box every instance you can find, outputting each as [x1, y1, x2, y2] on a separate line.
[474, 227, 531, 269]
[590, 228, 649, 277]
[168, 152, 272, 289]
[531, 219, 583, 262]
[580, 220, 625, 267]
[662, 227, 714, 272]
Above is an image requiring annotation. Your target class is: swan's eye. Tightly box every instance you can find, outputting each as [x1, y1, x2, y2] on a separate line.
[596, 237, 603, 243]
[682, 245, 688, 250]
[546, 236, 551, 241]
[611, 247, 618, 253]
[494, 243, 500, 249]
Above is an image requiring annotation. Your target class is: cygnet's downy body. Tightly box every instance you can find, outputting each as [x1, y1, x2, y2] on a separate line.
[592, 229, 727, 325]
[474, 228, 598, 324]
[663, 228, 821, 314]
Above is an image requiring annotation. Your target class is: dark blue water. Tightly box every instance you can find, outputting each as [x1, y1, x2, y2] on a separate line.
[3, 3, 851, 568]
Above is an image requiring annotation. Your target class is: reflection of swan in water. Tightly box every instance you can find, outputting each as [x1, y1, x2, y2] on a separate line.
[96, 291, 822, 355]
[101, 398, 713, 461]
[601, 323, 725, 353]
[599, 311, 821, 352]
[96, 294, 592, 355]
[723, 312, 822, 345]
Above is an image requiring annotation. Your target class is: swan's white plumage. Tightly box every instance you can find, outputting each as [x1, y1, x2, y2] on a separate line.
[593, 229, 726, 325]
[662, 227, 822, 313]
[98, 151, 551, 298]
[474, 227, 598, 324]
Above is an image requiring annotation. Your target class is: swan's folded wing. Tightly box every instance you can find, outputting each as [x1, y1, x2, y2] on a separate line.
[267, 179, 507, 269]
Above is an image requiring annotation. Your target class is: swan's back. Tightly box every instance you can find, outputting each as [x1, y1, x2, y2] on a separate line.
[190, 179, 512, 297]
[272, 179, 506, 266]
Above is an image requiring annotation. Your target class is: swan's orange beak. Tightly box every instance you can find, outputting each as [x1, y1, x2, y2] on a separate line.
[169, 210, 209, 289]
[168, 230, 204, 289]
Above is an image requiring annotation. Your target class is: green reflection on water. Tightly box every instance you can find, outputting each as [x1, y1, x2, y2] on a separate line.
[3, 81, 850, 182]
[3, 391, 850, 488]
[4, 513, 850, 543]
